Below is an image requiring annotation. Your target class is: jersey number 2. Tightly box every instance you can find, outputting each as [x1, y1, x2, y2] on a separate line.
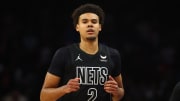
[87, 88, 97, 101]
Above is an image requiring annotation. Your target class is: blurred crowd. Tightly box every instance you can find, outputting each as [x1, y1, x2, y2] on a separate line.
[0, 1, 179, 101]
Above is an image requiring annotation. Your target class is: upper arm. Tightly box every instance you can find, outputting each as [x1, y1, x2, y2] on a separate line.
[42, 72, 61, 88]
[109, 47, 122, 77]
[114, 74, 123, 88]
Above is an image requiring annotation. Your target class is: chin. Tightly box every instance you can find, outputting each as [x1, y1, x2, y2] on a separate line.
[86, 37, 96, 41]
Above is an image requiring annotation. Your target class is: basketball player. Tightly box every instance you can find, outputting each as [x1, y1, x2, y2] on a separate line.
[40, 3, 124, 101]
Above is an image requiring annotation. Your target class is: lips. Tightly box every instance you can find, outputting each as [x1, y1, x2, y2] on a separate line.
[87, 29, 94, 34]
[87, 29, 94, 32]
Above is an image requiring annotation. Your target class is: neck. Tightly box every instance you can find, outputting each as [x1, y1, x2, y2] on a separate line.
[79, 40, 98, 55]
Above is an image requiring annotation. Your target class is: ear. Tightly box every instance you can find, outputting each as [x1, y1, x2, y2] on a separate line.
[99, 24, 102, 31]
[76, 24, 79, 31]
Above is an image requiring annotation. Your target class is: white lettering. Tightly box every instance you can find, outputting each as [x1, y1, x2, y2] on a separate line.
[76, 67, 108, 85]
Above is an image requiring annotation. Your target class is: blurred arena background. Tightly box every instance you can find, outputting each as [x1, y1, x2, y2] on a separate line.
[0, 1, 179, 101]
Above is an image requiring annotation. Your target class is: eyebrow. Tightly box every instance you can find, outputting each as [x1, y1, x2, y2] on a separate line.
[81, 18, 97, 21]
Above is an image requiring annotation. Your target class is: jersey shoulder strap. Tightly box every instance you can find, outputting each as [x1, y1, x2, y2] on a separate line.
[67, 43, 80, 65]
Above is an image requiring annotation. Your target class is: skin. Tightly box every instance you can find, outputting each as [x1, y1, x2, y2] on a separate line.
[40, 13, 124, 101]
[76, 13, 101, 55]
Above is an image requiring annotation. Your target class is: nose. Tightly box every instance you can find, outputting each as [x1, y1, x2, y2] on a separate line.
[88, 24, 93, 27]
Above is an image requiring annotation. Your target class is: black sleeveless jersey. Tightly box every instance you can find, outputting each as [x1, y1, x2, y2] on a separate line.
[48, 43, 122, 101]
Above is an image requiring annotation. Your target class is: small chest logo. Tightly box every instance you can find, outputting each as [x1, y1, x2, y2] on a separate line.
[75, 54, 83, 61]
[100, 54, 107, 62]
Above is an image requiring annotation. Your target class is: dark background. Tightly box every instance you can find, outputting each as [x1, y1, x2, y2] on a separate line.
[0, 1, 179, 101]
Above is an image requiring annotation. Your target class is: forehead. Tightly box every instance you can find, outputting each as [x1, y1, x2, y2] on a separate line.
[79, 13, 99, 20]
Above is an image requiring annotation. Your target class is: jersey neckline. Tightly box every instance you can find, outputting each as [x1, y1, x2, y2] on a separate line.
[73, 43, 103, 57]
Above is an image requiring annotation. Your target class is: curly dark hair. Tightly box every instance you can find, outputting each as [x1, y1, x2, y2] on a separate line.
[72, 3, 105, 28]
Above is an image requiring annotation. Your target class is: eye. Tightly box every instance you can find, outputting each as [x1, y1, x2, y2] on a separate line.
[91, 19, 97, 24]
[82, 19, 88, 24]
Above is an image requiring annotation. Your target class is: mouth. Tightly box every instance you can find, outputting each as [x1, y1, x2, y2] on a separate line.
[87, 29, 94, 34]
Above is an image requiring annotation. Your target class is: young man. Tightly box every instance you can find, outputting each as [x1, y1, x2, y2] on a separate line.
[40, 3, 124, 101]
